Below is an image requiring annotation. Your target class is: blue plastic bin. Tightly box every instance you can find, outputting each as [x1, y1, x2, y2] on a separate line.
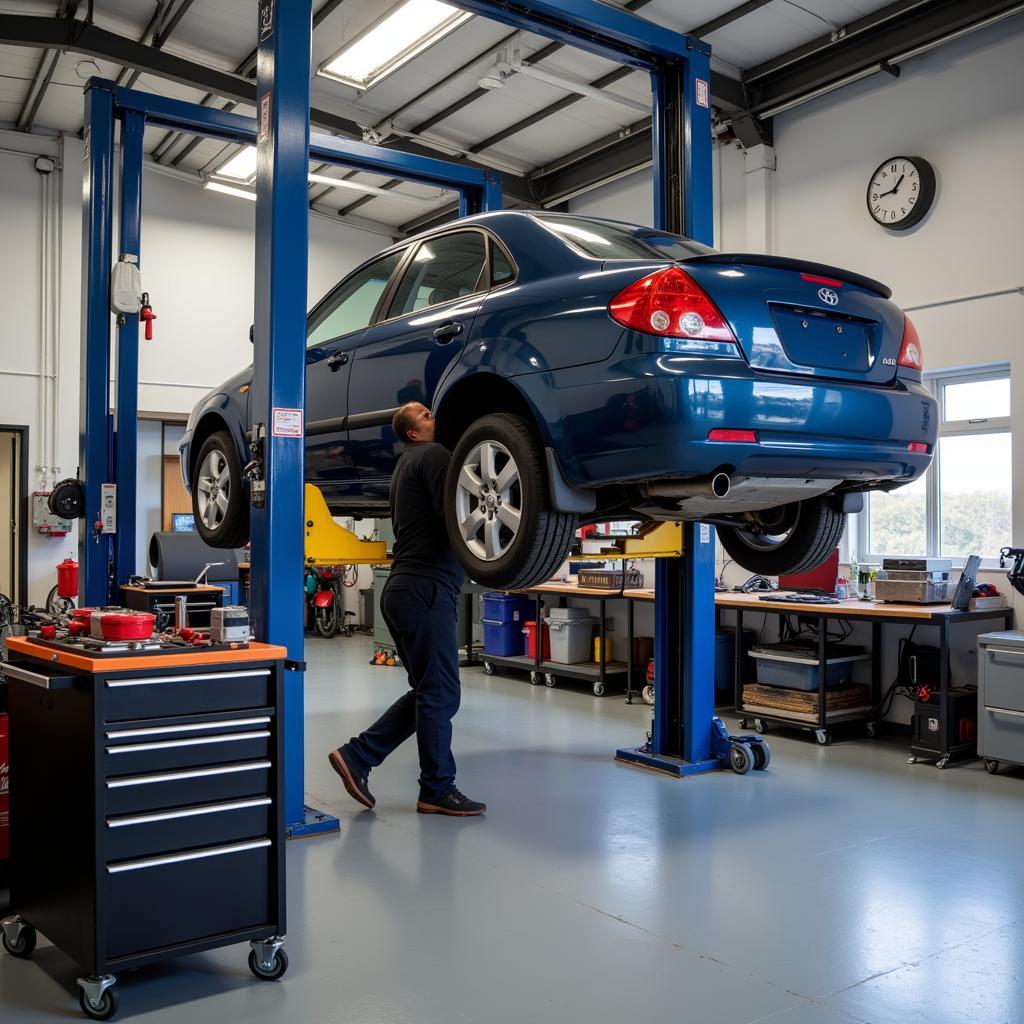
[482, 593, 534, 657]
[749, 649, 856, 691]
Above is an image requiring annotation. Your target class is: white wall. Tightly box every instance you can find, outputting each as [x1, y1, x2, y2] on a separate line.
[0, 130, 393, 604]
[567, 20, 1024, 720]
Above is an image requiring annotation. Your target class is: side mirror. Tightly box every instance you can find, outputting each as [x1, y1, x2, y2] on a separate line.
[249, 324, 255, 344]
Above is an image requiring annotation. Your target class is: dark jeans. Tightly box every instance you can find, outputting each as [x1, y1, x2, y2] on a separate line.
[345, 574, 461, 800]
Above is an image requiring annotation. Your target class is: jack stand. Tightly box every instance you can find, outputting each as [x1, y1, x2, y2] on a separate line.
[615, 523, 771, 778]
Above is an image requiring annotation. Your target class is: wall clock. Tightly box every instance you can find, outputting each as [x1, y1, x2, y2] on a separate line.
[866, 155, 935, 230]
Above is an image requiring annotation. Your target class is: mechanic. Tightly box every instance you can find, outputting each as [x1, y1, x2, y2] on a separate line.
[329, 401, 486, 817]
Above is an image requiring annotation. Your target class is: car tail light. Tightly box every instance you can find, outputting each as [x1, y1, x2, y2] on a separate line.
[897, 315, 923, 371]
[609, 266, 737, 343]
[908, 442, 930, 454]
[708, 429, 757, 443]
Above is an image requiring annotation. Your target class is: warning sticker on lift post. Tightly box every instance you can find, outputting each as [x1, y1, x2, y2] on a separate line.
[696, 79, 710, 108]
[272, 408, 303, 437]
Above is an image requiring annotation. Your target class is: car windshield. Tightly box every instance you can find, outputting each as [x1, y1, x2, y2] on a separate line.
[533, 214, 716, 261]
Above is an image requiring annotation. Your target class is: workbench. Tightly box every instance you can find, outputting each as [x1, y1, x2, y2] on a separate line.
[715, 592, 1013, 761]
[0, 636, 289, 1018]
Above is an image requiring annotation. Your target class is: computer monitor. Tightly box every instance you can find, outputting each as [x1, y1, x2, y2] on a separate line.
[779, 548, 840, 595]
[171, 513, 196, 532]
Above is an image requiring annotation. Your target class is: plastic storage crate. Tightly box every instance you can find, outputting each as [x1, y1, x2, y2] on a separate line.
[750, 644, 864, 691]
[545, 608, 593, 663]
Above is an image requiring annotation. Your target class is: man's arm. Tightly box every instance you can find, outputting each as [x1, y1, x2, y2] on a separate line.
[420, 444, 451, 520]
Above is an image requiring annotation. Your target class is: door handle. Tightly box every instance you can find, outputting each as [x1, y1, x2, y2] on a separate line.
[433, 321, 464, 343]
[327, 351, 349, 372]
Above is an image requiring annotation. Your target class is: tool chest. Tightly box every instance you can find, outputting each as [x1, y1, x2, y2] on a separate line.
[0, 638, 288, 1020]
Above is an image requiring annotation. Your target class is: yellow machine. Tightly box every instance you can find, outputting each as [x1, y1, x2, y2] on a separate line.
[303, 484, 390, 567]
[572, 522, 685, 562]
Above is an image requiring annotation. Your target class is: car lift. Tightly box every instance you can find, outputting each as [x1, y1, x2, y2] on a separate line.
[78, 1, 765, 853]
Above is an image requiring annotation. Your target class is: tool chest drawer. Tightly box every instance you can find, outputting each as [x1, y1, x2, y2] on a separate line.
[104, 839, 273, 959]
[105, 797, 273, 862]
[980, 646, 1024, 713]
[103, 667, 274, 721]
[980, 707, 1024, 762]
[105, 759, 273, 816]
[104, 714, 272, 777]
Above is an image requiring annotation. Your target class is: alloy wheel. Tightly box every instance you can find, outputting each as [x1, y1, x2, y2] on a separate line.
[454, 440, 523, 561]
[196, 449, 231, 531]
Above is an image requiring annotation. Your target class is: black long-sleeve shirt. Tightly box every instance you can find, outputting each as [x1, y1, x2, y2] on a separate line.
[389, 442, 465, 593]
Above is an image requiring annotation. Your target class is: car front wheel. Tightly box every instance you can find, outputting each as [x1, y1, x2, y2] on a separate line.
[716, 496, 845, 576]
[445, 413, 578, 589]
[192, 430, 250, 548]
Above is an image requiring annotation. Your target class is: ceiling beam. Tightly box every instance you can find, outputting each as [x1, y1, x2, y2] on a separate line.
[15, 0, 83, 133]
[744, 0, 1023, 114]
[119, 0, 199, 91]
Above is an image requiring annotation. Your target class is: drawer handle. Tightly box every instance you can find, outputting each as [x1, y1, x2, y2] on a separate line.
[107, 716, 271, 740]
[153, 601, 218, 611]
[987, 648, 1024, 659]
[987, 706, 1024, 719]
[0, 663, 74, 690]
[108, 838, 272, 874]
[107, 669, 271, 688]
[107, 730, 270, 755]
[106, 759, 271, 789]
[107, 796, 272, 829]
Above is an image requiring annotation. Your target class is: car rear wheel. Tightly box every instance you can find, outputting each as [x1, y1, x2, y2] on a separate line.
[192, 430, 250, 549]
[446, 413, 578, 589]
[716, 496, 845, 576]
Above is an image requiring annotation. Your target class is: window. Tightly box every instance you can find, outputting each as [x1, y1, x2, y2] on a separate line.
[859, 366, 1012, 566]
[491, 240, 515, 285]
[306, 251, 404, 347]
[386, 231, 487, 318]
[532, 213, 717, 261]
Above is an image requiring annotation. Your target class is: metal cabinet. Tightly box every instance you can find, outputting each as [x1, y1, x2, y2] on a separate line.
[978, 630, 1024, 775]
[0, 640, 288, 1019]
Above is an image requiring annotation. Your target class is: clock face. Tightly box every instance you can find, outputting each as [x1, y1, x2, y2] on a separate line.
[866, 156, 935, 230]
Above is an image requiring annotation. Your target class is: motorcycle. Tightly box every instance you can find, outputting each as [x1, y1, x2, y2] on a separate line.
[304, 565, 353, 638]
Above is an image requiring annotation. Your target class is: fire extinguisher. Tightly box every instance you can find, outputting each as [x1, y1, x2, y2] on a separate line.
[0, 711, 9, 863]
[56, 558, 78, 599]
[139, 291, 157, 340]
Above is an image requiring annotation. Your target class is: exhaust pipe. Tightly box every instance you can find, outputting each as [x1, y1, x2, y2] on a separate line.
[646, 472, 732, 500]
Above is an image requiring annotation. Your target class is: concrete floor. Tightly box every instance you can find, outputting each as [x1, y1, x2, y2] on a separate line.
[3, 635, 1023, 1023]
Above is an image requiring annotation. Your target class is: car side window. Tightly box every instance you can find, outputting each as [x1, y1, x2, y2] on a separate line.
[306, 250, 404, 348]
[385, 231, 487, 319]
[490, 240, 514, 285]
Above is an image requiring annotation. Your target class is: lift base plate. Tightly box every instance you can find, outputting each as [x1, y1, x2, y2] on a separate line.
[286, 804, 341, 839]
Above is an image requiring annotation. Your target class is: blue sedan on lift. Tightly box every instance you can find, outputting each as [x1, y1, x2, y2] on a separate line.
[180, 211, 936, 589]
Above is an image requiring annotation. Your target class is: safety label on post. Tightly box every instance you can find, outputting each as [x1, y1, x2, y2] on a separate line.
[272, 408, 303, 437]
[696, 79, 710, 108]
[258, 94, 271, 144]
[700, 523, 711, 545]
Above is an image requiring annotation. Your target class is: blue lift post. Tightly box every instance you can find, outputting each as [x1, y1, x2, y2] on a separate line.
[450, 0, 756, 775]
[78, 78, 500, 839]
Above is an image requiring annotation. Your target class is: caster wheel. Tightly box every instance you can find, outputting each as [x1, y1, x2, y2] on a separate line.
[729, 743, 753, 775]
[907, 755, 918, 765]
[641, 684, 655, 706]
[2, 922, 36, 959]
[936, 757, 949, 770]
[544, 673, 556, 688]
[866, 721, 878, 738]
[984, 758, 999, 775]
[529, 671, 541, 686]
[815, 729, 832, 747]
[593, 682, 606, 697]
[752, 743, 771, 771]
[483, 662, 495, 676]
[248, 947, 289, 981]
[754, 718, 767, 735]
[78, 986, 119, 1021]
[738, 718, 749, 729]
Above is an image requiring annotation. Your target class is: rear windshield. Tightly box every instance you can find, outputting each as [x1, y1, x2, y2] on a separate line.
[533, 214, 717, 261]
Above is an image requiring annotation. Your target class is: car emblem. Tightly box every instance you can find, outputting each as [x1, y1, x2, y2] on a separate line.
[818, 287, 839, 306]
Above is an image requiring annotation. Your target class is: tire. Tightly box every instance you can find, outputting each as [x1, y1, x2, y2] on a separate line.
[315, 601, 339, 638]
[191, 430, 249, 549]
[45, 585, 75, 617]
[716, 496, 846, 577]
[445, 413, 578, 590]
[729, 743, 753, 775]
[641, 684, 655, 706]
[984, 758, 999, 775]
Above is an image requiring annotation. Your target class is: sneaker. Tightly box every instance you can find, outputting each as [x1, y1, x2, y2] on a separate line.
[328, 747, 375, 809]
[416, 788, 486, 816]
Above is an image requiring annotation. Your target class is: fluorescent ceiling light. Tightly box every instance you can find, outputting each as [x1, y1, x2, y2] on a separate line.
[216, 146, 258, 182]
[318, 0, 471, 90]
[205, 181, 256, 202]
